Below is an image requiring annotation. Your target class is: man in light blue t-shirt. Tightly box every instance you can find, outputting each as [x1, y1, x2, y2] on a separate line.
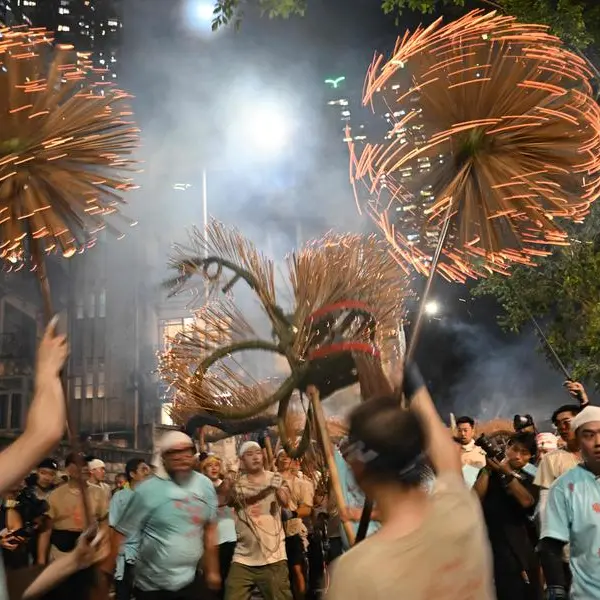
[333, 447, 381, 549]
[109, 457, 151, 600]
[110, 431, 220, 600]
[540, 405, 600, 600]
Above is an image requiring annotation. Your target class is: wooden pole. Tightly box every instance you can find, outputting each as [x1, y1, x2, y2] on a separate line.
[264, 435, 274, 470]
[308, 386, 355, 546]
[31, 239, 93, 525]
[30, 241, 104, 599]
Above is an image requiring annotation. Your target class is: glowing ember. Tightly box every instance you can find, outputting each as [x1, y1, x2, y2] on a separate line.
[0, 26, 140, 262]
[349, 10, 600, 282]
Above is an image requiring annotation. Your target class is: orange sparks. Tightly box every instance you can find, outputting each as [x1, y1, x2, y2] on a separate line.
[0, 26, 140, 264]
[348, 10, 600, 282]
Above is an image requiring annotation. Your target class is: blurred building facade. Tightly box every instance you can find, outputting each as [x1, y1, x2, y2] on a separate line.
[0, 259, 68, 440]
[0, 0, 165, 451]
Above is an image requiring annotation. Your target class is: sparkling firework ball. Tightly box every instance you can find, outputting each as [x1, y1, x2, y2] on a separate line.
[159, 220, 409, 424]
[350, 10, 600, 282]
[0, 26, 139, 263]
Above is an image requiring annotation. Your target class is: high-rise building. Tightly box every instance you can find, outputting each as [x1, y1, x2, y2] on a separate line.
[0, 0, 158, 450]
[1, 1, 123, 81]
[325, 70, 446, 254]
[324, 75, 368, 146]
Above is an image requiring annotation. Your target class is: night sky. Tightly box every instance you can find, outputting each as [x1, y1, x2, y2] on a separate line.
[120, 0, 571, 424]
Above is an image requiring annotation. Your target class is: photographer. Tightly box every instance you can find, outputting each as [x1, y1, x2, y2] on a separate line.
[474, 432, 542, 600]
[1, 479, 49, 571]
[1, 481, 31, 570]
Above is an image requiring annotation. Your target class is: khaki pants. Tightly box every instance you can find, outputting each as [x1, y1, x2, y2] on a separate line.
[224, 561, 292, 600]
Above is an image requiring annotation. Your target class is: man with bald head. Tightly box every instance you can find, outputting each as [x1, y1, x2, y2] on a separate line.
[539, 406, 600, 599]
[106, 431, 220, 600]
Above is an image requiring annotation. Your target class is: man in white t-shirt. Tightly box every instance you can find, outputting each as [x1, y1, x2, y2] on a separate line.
[327, 363, 495, 600]
[456, 416, 486, 469]
[224, 441, 292, 600]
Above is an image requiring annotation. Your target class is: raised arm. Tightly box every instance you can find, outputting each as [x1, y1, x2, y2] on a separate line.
[405, 363, 462, 476]
[24, 530, 107, 599]
[0, 318, 68, 495]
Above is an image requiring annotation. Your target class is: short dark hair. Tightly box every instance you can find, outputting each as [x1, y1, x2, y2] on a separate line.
[348, 396, 427, 486]
[64, 452, 81, 468]
[456, 416, 475, 428]
[551, 404, 581, 425]
[38, 458, 58, 471]
[508, 431, 537, 457]
[125, 458, 147, 483]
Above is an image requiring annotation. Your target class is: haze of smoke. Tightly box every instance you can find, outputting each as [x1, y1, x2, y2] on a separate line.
[442, 320, 566, 425]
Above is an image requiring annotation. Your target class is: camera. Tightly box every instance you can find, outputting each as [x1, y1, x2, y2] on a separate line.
[474, 434, 504, 462]
[12, 486, 49, 539]
[513, 414, 535, 432]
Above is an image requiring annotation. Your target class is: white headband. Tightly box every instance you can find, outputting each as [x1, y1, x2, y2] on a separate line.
[536, 432, 558, 450]
[238, 441, 261, 457]
[88, 459, 105, 471]
[159, 431, 194, 453]
[154, 431, 195, 480]
[571, 406, 600, 431]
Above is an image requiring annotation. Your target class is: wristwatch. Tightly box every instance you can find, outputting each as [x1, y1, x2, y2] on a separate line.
[498, 472, 515, 486]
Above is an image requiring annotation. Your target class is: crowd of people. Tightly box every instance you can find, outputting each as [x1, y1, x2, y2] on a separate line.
[1, 321, 600, 600]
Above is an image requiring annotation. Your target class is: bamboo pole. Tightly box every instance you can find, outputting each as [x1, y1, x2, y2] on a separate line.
[307, 386, 355, 546]
[355, 204, 454, 544]
[264, 435, 274, 470]
[30, 239, 109, 600]
[31, 238, 93, 528]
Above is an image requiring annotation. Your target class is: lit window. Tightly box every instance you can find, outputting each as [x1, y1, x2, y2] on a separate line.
[161, 317, 194, 349]
[98, 289, 106, 318]
[74, 377, 82, 400]
[97, 370, 105, 398]
[58, 7, 70, 14]
[76, 296, 84, 319]
[108, 20, 118, 26]
[87, 292, 95, 318]
[58, 25, 70, 32]
[86, 372, 94, 399]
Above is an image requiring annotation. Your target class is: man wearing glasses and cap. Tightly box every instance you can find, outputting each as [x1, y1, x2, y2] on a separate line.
[106, 430, 220, 600]
[539, 405, 600, 599]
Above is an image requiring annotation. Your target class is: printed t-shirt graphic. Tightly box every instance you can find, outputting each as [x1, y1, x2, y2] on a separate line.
[232, 471, 287, 566]
[114, 472, 218, 592]
[542, 465, 600, 599]
[46, 484, 108, 560]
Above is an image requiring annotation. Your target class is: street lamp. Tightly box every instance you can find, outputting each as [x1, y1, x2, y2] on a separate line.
[183, 0, 216, 35]
[424, 300, 440, 316]
[238, 102, 291, 156]
[202, 100, 292, 254]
